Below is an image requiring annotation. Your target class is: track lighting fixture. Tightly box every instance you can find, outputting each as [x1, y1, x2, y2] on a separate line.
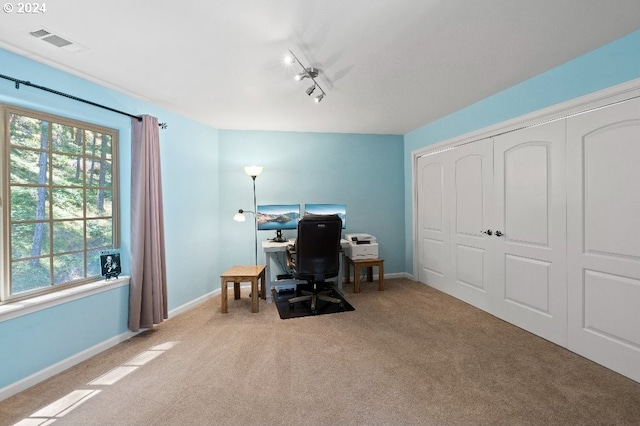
[284, 50, 327, 103]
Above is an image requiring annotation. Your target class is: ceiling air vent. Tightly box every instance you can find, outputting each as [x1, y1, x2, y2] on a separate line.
[29, 27, 85, 52]
[42, 34, 72, 48]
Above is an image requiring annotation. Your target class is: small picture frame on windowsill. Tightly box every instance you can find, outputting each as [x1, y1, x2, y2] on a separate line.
[100, 251, 121, 280]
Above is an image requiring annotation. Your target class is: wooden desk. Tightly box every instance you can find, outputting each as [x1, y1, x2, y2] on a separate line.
[344, 257, 384, 293]
[220, 265, 266, 313]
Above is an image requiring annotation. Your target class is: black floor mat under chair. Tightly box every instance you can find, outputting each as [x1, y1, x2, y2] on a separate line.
[272, 283, 355, 319]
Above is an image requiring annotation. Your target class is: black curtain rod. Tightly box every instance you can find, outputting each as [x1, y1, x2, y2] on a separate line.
[0, 73, 167, 129]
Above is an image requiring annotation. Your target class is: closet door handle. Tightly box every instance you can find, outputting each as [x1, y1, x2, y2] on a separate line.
[482, 229, 493, 235]
[495, 230, 503, 237]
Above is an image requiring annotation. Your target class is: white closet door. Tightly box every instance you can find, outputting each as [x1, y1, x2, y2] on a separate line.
[567, 98, 640, 382]
[493, 120, 567, 346]
[417, 152, 450, 291]
[449, 139, 495, 310]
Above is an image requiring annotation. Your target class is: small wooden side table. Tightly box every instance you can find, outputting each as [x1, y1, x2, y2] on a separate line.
[344, 257, 384, 293]
[220, 265, 266, 313]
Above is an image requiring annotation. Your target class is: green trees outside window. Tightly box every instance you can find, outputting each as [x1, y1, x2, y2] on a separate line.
[2, 107, 119, 301]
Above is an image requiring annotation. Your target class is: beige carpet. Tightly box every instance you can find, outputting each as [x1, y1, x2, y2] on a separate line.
[2, 278, 640, 425]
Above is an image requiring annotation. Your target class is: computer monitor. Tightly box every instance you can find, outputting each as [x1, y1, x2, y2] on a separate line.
[304, 203, 347, 229]
[257, 204, 300, 242]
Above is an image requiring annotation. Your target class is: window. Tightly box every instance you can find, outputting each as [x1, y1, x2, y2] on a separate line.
[1, 106, 119, 302]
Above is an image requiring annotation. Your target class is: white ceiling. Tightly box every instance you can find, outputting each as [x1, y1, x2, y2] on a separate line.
[2, 0, 640, 135]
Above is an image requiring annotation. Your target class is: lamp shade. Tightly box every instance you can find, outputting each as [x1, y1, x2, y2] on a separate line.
[244, 165, 263, 177]
[233, 210, 246, 222]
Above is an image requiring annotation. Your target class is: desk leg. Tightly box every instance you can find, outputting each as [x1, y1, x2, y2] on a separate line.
[354, 266, 361, 293]
[379, 262, 384, 291]
[221, 279, 228, 313]
[234, 282, 241, 300]
[367, 266, 373, 282]
[251, 278, 259, 313]
[260, 271, 266, 300]
[264, 251, 274, 303]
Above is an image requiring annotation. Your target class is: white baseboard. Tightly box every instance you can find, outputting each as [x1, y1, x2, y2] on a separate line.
[0, 329, 138, 402]
[385, 272, 412, 280]
[167, 289, 218, 318]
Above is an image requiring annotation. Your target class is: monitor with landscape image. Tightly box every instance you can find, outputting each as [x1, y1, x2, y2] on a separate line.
[257, 204, 300, 242]
[304, 203, 347, 229]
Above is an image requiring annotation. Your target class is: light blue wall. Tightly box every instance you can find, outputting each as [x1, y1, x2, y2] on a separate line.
[219, 130, 405, 276]
[403, 29, 640, 274]
[159, 118, 221, 307]
[0, 48, 220, 391]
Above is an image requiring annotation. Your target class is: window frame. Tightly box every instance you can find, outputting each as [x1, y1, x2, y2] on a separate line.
[0, 105, 120, 303]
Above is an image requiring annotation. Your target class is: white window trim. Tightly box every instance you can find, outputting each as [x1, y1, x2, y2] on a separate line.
[0, 275, 129, 322]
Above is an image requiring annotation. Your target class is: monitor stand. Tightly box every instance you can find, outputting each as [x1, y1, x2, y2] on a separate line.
[272, 229, 286, 243]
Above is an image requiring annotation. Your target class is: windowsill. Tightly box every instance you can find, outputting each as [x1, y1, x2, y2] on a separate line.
[0, 276, 130, 323]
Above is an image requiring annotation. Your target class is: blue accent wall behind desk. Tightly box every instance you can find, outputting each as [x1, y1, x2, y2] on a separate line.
[403, 29, 640, 275]
[218, 130, 404, 275]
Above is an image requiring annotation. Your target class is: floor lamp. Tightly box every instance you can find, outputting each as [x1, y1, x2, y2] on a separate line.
[233, 165, 263, 265]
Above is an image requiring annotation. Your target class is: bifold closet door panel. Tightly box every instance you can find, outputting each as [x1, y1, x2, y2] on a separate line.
[492, 120, 568, 346]
[567, 98, 640, 383]
[416, 152, 451, 291]
[448, 139, 495, 310]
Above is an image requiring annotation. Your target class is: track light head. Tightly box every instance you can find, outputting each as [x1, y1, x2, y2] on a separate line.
[306, 85, 316, 96]
[314, 94, 324, 103]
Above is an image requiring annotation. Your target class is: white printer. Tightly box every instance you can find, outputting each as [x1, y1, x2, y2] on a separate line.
[345, 233, 379, 259]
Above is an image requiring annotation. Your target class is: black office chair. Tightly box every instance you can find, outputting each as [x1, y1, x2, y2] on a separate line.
[286, 214, 344, 314]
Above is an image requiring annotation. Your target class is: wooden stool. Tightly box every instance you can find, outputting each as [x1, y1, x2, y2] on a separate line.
[344, 257, 384, 293]
[220, 265, 266, 313]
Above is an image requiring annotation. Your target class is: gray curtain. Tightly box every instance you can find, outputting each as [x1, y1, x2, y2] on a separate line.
[129, 115, 168, 332]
